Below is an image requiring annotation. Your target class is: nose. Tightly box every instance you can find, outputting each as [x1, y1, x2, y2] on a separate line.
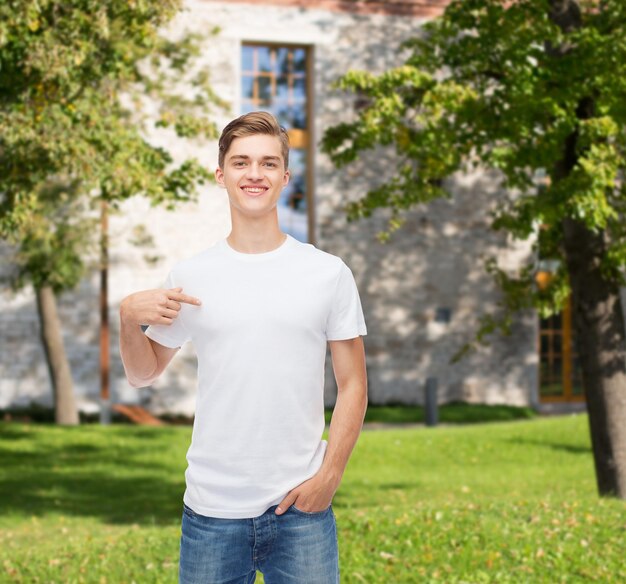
[245, 162, 263, 180]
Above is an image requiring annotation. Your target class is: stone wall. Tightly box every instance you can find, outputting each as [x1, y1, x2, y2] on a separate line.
[0, 0, 540, 416]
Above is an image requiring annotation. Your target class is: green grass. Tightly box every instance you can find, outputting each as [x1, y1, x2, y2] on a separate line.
[358, 402, 537, 425]
[1, 414, 624, 583]
[3, 401, 537, 427]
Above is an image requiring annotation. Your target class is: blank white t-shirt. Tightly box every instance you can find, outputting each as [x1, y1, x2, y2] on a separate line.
[144, 233, 367, 518]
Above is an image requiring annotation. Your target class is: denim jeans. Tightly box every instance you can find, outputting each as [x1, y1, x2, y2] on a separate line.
[179, 502, 340, 583]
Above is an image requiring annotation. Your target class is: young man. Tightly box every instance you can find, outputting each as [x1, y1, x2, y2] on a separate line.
[119, 111, 368, 583]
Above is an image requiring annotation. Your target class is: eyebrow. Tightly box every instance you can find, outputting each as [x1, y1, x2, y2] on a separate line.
[229, 155, 281, 162]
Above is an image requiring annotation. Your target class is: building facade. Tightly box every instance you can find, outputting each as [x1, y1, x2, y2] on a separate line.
[0, 0, 585, 416]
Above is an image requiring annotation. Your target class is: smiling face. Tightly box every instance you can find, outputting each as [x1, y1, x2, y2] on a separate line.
[215, 134, 290, 220]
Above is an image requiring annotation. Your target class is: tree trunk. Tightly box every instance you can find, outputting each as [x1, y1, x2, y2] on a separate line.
[561, 219, 626, 498]
[548, 0, 626, 499]
[555, 94, 626, 499]
[35, 285, 79, 425]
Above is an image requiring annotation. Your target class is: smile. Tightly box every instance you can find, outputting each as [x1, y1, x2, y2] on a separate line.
[241, 186, 268, 197]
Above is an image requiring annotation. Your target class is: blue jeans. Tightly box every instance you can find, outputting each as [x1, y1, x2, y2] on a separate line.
[179, 502, 340, 583]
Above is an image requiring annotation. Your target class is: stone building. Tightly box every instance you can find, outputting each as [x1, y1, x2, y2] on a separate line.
[0, 0, 586, 417]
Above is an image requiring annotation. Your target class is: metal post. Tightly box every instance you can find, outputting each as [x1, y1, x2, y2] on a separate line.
[100, 398, 111, 425]
[425, 377, 438, 427]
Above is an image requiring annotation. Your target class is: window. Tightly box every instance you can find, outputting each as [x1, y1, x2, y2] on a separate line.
[538, 295, 584, 402]
[241, 44, 312, 242]
[536, 221, 584, 402]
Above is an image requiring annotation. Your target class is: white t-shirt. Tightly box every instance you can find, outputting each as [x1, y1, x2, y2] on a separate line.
[144, 233, 367, 518]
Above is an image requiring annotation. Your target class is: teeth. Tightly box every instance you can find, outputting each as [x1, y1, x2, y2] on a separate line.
[243, 188, 266, 193]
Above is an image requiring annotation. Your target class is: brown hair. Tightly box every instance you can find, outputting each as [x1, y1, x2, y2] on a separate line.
[218, 111, 290, 170]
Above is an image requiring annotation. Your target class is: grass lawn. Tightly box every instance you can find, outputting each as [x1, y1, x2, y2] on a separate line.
[358, 402, 536, 425]
[2, 402, 537, 426]
[1, 414, 624, 583]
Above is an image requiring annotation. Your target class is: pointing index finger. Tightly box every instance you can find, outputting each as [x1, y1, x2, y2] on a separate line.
[168, 290, 202, 305]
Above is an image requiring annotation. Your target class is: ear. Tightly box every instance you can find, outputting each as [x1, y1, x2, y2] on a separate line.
[215, 167, 226, 188]
[283, 169, 290, 187]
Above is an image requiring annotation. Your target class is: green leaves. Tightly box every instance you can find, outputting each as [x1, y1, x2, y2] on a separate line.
[0, 0, 227, 292]
[5, 180, 97, 294]
[322, 0, 626, 361]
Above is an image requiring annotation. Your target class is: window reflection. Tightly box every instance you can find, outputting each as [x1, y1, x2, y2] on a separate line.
[241, 76, 254, 100]
[257, 47, 272, 72]
[241, 48, 254, 72]
[293, 49, 306, 73]
[293, 78, 306, 100]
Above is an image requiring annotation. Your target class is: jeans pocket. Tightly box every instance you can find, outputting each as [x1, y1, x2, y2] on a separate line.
[290, 503, 332, 516]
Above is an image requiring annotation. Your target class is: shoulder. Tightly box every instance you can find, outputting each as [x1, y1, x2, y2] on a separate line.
[168, 240, 222, 281]
[293, 239, 346, 274]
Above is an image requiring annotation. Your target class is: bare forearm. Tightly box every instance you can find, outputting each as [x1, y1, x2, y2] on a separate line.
[319, 383, 368, 486]
[118, 287, 194, 387]
[119, 316, 158, 387]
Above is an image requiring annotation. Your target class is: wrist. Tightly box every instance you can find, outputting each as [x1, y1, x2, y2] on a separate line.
[319, 465, 342, 488]
[119, 297, 128, 317]
[119, 298, 137, 326]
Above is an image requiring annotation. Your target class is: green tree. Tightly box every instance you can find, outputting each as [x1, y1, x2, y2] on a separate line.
[321, 0, 626, 498]
[0, 0, 228, 424]
[3, 182, 96, 425]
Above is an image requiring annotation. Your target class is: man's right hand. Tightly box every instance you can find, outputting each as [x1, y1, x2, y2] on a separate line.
[120, 287, 202, 327]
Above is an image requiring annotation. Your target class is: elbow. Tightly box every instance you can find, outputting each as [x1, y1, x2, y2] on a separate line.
[128, 377, 154, 389]
[124, 364, 160, 389]
[121, 355, 160, 389]
[337, 380, 368, 400]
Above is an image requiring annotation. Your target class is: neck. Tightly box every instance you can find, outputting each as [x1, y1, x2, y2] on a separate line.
[226, 221, 287, 254]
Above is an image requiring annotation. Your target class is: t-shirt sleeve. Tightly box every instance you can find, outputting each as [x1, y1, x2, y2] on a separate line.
[325, 261, 368, 341]
[143, 271, 191, 349]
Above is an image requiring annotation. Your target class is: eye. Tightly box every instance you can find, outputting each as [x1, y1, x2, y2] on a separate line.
[265, 162, 277, 168]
